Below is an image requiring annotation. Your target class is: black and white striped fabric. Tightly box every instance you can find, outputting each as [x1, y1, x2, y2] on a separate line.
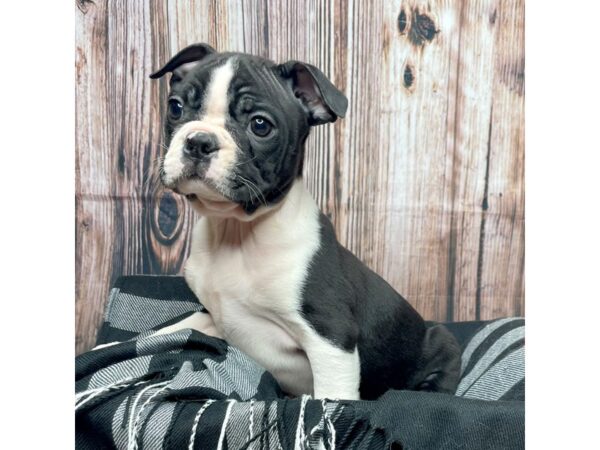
[76, 276, 524, 449]
[455, 318, 525, 401]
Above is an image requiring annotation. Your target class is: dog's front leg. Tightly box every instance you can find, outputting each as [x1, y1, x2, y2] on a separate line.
[151, 311, 223, 339]
[302, 332, 361, 400]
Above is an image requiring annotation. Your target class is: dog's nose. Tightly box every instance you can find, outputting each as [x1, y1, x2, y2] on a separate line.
[184, 132, 219, 159]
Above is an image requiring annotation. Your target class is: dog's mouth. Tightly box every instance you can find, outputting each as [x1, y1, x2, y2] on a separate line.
[161, 163, 271, 218]
[167, 172, 225, 199]
[170, 175, 242, 213]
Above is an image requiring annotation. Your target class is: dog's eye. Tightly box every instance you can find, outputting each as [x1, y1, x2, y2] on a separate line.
[250, 116, 273, 137]
[168, 99, 183, 120]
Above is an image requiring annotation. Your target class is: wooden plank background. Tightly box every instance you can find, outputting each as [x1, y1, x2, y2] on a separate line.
[75, 0, 524, 354]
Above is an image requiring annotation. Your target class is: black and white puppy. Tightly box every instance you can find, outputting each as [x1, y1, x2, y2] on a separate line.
[150, 43, 460, 400]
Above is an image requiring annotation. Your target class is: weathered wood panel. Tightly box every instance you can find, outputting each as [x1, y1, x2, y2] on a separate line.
[75, 0, 525, 354]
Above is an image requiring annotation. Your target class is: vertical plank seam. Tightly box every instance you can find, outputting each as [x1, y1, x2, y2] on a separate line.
[475, 105, 494, 320]
[445, 0, 465, 323]
[240, 0, 247, 51]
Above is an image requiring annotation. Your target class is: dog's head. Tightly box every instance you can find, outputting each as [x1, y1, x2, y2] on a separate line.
[150, 43, 347, 220]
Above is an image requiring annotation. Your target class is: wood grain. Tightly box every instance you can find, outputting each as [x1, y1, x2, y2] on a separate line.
[75, 0, 525, 354]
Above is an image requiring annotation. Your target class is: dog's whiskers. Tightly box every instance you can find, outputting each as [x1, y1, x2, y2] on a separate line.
[246, 179, 268, 207]
[235, 174, 267, 207]
[233, 155, 259, 168]
[234, 175, 258, 204]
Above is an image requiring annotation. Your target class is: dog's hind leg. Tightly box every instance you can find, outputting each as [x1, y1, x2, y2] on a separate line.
[409, 324, 462, 394]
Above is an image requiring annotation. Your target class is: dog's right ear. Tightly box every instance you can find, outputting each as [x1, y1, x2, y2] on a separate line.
[149, 43, 216, 85]
[277, 61, 348, 125]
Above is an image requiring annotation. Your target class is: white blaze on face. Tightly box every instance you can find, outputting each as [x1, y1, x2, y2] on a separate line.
[201, 59, 238, 190]
[162, 58, 239, 196]
[202, 59, 235, 126]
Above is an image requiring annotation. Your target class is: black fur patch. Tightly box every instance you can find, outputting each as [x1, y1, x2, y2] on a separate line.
[301, 214, 444, 399]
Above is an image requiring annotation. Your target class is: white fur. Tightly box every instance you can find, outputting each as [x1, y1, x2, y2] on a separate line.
[162, 125, 188, 186]
[301, 332, 360, 400]
[151, 311, 223, 339]
[182, 180, 360, 399]
[162, 58, 239, 193]
[201, 59, 238, 191]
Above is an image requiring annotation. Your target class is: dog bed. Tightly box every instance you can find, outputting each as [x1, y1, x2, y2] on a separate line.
[76, 276, 524, 449]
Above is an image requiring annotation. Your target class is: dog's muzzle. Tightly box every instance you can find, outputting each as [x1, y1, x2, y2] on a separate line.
[183, 131, 219, 161]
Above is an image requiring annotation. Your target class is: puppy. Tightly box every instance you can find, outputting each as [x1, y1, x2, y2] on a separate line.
[150, 43, 460, 400]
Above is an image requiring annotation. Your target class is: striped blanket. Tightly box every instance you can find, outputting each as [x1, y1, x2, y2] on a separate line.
[76, 276, 524, 449]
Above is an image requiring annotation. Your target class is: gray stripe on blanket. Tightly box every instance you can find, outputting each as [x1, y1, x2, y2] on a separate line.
[111, 396, 130, 449]
[136, 329, 192, 355]
[460, 317, 522, 372]
[456, 325, 525, 396]
[141, 403, 176, 450]
[107, 292, 204, 332]
[169, 352, 264, 400]
[461, 347, 525, 401]
[87, 355, 152, 390]
[222, 401, 254, 449]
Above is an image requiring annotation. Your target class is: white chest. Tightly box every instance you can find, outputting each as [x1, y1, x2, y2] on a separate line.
[186, 238, 301, 326]
[183, 182, 321, 395]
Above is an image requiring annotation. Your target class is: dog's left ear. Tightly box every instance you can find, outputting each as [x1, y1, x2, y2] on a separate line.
[150, 43, 216, 85]
[277, 61, 348, 125]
